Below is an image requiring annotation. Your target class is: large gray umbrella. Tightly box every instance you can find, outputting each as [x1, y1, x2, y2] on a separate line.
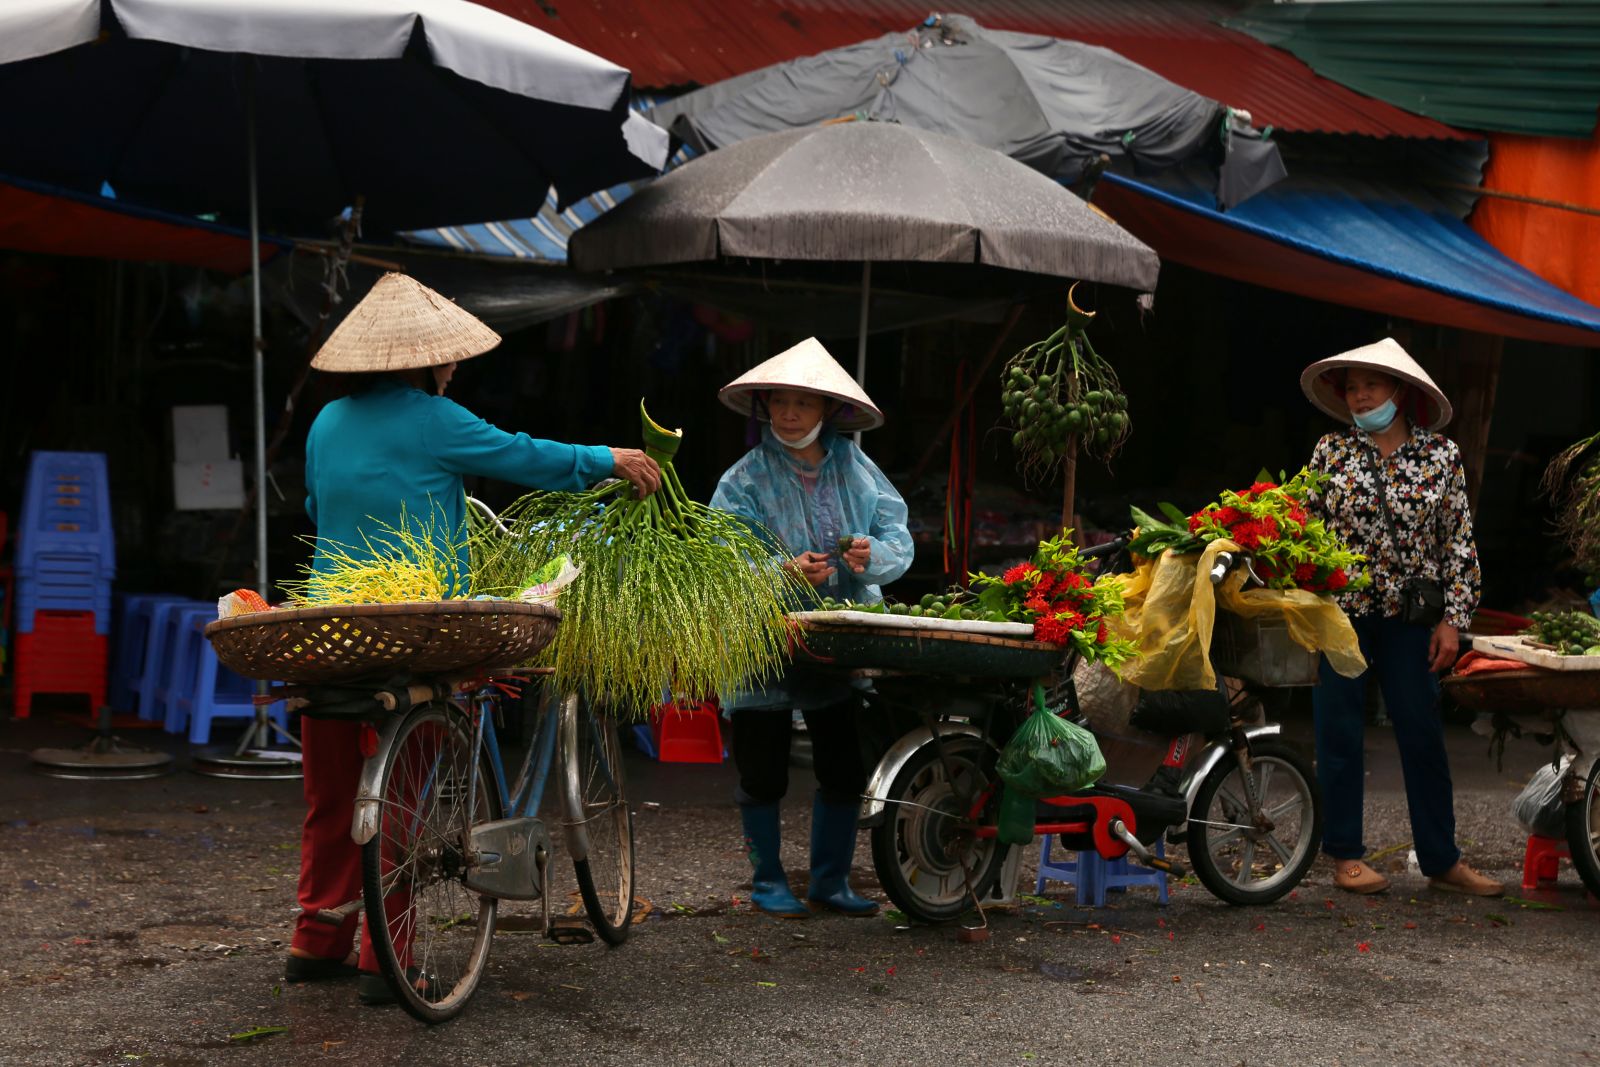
[570, 120, 1158, 444]
[646, 13, 1284, 211]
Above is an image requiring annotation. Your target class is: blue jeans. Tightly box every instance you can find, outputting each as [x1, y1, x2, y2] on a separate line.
[1312, 615, 1461, 876]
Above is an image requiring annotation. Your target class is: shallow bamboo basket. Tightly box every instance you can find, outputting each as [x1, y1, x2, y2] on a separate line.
[204, 600, 560, 685]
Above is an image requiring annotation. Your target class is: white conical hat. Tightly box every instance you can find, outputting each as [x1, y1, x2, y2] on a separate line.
[311, 273, 502, 373]
[718, 337, 884, 431]
[1300, 337, 1453, 431]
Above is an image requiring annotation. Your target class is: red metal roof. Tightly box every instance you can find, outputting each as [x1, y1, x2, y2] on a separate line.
[487, 0, 1470, 140]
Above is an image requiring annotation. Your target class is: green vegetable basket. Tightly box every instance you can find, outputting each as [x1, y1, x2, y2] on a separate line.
[789, 613, 1061, 678]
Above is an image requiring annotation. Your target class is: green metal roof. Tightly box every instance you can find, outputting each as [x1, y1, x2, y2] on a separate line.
[1224, 0, 1600, 138]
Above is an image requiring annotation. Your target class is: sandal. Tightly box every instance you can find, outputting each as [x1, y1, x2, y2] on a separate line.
[284, 954, 361, 983]
[1332, 859, 1390, 895]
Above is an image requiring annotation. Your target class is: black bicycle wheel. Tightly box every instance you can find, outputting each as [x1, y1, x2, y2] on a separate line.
[561, 694, 635, 945]
[869, 734, 1010, 924]
[1187, 739, 1321, 906]
[361, 701, 501, 1023]
[1565, 759, 1600, 900]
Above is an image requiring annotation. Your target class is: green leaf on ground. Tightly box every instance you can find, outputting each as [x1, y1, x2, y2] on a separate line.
[227, 1026, 288, 1043]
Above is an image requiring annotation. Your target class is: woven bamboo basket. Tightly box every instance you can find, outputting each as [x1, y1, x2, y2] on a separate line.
[1442, 668, 1600, 715]
[791, 618, 1061, 679]
[204, 601, 560, 685]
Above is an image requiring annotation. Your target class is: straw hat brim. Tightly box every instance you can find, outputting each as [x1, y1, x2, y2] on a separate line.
[719, 337, 885, 431]
[311, 272, 502, 373]
[1300, 338, 1453, 431]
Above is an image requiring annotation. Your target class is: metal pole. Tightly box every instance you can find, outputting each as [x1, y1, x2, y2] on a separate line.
[248, 73, 267, 600]
[854, 261, 870, 447]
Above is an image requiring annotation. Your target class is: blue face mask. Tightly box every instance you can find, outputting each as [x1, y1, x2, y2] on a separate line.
[1352, 397, 1399, 433]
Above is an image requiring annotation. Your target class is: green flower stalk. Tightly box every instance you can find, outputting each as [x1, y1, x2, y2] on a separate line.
[473, 401, 808, 718]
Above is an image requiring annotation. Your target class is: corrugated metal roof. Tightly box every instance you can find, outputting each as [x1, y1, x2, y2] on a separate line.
[484, 0, 1471, 139]
[1224, 0, 1600, 139]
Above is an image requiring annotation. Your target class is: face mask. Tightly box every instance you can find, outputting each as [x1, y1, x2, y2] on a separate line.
[1352, 397, 1398, 433]
[773, 421, 824, 449]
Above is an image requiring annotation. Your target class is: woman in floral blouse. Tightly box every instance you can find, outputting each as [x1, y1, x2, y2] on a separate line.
[1300, 338, 1502, 898]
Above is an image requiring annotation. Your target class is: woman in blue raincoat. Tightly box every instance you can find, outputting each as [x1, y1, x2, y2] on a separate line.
[711, 338, 914, 918]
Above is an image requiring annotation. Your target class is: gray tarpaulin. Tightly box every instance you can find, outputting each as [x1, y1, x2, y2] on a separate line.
[647, 13, 1284, 209]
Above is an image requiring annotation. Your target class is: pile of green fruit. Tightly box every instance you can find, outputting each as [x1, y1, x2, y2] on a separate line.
[1523, 610, 1600, 656]
[814, 590, 1008, 623]
[1000, 284, 1130, 483]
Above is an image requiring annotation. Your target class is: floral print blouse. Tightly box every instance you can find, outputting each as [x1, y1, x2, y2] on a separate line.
[1306, 425, 1481, 630]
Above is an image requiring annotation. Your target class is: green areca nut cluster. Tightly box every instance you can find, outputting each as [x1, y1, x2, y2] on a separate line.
[1001, 284, 1130, 483]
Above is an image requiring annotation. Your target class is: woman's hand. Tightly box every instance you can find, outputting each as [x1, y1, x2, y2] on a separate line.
[609, 448, 662, 497]
[1427, 621, 1460, 673]
[788, 551, 837, 587]
[842, 537, 871, 574]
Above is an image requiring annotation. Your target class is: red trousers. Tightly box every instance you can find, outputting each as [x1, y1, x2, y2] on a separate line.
[293, 717, 382, 970]
[294, 716, 421, 972]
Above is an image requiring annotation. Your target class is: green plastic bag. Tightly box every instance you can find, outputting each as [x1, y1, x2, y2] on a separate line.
[998, 785, 1038, 846]
[996, 684, 1106, 798]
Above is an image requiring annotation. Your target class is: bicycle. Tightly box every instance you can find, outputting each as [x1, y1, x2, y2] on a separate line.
[280, 670, 635, 1023]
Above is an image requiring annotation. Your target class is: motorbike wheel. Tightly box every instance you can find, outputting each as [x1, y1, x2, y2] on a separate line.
[1187, 739, 1321, 906]
[1565, 760, 1600, 900]
[869, 735, 1010, 924]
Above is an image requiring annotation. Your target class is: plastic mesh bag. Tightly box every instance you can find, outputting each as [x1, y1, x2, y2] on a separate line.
[996, 685, 1106, 799]
[1511, 757, 1570, 838]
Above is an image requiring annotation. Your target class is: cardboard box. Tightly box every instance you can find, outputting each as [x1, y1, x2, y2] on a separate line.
[173, 460, 245, 510]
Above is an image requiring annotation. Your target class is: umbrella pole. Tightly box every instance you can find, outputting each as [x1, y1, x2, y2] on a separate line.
[854, 261, 871, 447]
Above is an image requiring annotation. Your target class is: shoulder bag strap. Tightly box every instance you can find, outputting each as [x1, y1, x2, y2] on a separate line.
[1362, 443, 1407, 572]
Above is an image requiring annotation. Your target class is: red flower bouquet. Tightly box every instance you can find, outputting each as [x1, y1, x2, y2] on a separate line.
[1129, 468, 1367, 595]
[970, 532, 1138, 667]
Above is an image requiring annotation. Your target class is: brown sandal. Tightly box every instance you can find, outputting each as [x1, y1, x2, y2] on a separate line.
[1332, 859, 1390, 895]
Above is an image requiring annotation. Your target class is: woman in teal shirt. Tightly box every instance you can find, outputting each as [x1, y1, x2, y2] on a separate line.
[288, 274, 659, 1005]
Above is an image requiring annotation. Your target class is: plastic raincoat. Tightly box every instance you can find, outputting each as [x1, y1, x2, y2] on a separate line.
[712, 425, 914, 711]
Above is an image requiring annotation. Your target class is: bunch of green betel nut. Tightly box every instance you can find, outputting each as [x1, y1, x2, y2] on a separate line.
[1523, 610, 1600, 656]
[815, 590, 1009, 623]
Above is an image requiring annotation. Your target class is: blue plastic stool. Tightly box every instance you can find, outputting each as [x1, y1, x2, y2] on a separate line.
[161, 606, 217, 734]
[1036, 835, 1170, 907]
[140, 600, 209, 724]
[111, 593, 191, 712]
[173, 616, 287, 744]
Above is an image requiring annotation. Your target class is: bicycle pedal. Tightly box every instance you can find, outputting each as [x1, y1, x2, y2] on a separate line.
[546, 924, 595, 946]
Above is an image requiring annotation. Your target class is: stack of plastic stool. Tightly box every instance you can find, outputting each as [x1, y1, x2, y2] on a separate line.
[158, 604, 219, 732]
[0, 509, 11, 681]
[109, 593, 190, 719]
[1036, 835, 1170, 907]
[12, 452, 115, 717]
[1521, 834, 1571, 891]
[172, 612, 287, 745]
[135, 599, 212, 724]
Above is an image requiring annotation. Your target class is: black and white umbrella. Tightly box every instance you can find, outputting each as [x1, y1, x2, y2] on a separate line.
[0, 0, 669, 595]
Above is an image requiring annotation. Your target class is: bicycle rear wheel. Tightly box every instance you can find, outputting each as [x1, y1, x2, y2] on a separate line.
[361, 701, 501, 1023]
[561, 694, 635, 944]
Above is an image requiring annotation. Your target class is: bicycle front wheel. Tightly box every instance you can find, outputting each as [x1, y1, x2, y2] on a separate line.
[361, 701, 501, 1023]
[1186, 739, 1321, 906]
[1565, 759, 1600, 900]
[561, 694, 636, 944]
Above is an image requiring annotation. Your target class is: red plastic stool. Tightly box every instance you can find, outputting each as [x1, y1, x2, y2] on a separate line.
[1521, 834, 1571, 890]
[13, 609, 107, 718]
[651, 700, 726, 763]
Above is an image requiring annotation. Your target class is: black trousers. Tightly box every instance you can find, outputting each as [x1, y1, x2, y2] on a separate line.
[732, 702, 867, 807]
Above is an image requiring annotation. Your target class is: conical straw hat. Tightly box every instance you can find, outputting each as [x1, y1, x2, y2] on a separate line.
[1300, 337, 1453, 431]
[718, 338, 885, 431]
[311, 273, 502, 373]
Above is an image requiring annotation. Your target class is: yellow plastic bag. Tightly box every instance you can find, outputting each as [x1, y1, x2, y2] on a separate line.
[1214, 569, 1366, 680]
[1107, 539, 1366, 690]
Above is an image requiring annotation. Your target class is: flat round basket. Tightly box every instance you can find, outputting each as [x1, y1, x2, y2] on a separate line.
[204, 601, 560, 685]
[1442, 668, 1600, 715]
[791, 616, 1061, 679]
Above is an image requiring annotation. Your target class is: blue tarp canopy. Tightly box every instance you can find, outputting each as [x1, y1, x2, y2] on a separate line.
[1095, 169, 1600, 348]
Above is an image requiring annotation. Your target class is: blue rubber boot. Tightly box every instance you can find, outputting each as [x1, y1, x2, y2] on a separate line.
[806, 795, 879, 916]
[740, 803, 809, 918]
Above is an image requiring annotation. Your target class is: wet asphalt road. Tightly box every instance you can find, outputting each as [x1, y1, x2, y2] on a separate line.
[0, 708, 1595, 1067]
